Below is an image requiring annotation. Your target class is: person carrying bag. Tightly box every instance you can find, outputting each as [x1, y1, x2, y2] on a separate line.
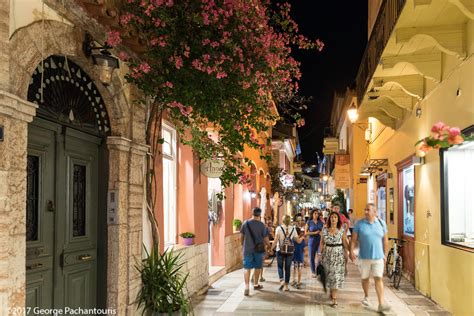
[270, 215, 303, 292]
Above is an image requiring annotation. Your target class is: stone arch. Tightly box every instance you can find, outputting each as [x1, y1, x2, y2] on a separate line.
[9, 19, 130, 138]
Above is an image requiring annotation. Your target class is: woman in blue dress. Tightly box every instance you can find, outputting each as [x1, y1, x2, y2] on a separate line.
[305, 209, 324, 277]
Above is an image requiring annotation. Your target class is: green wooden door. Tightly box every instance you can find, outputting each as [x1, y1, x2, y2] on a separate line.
[26, 119, 100, 311]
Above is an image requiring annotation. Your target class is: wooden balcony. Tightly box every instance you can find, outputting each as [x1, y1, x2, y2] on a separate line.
[355, 0, 407, 103]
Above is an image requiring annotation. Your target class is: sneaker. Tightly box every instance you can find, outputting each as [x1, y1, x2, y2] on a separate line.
[260, 277, 266, 282]
[378, 304, 391, 312]
[361, 297, 370, 306]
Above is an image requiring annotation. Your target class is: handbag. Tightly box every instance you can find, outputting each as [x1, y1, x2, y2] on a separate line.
[247, 221, 266, 253]
[316, 262, 327, 292]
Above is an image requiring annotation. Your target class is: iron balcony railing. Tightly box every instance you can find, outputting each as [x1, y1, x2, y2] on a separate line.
[355, 0, 407, 103]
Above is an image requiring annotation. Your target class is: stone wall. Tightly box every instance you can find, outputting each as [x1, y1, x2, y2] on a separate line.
[174, 243, 209, 297]
[225, 233, 242, 272]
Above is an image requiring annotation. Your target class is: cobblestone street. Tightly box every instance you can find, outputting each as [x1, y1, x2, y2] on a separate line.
[193, 260, 450, 316]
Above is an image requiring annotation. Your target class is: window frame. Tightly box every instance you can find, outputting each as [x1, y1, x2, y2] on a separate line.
[396, 156, 416, 241]
[440, 125, 474, 253]
[162, 121, 178, 248]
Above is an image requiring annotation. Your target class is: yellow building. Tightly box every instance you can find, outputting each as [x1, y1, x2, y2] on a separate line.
[344, 1, 474, 315]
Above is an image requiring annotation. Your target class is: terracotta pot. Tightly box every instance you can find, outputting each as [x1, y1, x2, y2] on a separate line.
[182, 237, 194, 246]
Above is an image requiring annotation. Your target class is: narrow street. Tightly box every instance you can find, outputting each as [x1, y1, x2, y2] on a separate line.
[193, 260, 450, 316]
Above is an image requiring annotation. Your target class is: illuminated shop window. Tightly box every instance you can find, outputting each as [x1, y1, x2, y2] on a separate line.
[441, 126, 474, 251]
[162, 123, 177, 247]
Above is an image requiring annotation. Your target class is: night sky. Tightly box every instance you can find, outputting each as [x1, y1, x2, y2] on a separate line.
[289, 2, 368, 165]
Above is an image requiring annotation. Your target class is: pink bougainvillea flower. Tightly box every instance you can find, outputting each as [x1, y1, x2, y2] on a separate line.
[139, 62, 151, 73]
[106, 31, 122, 47]
[174, 56, 183, 69]
[216, 72, 227, 79]
[118, 51, 129, 61]
[163, 81, 173, 88]
[120, 13, 134, 26]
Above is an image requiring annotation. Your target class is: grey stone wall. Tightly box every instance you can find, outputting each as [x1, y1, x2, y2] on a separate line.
[225, 233, 243, 272]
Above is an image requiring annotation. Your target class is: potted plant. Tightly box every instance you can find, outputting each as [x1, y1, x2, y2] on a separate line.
[179, 232, 195, 246]
[233, 219, 242, 233]
[136, 245, 190, 315]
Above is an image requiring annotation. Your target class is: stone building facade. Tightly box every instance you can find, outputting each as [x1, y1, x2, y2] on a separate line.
[0, 0, 148, 314]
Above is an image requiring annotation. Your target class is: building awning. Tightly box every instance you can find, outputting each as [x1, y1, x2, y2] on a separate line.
[360, 159, 388, 175]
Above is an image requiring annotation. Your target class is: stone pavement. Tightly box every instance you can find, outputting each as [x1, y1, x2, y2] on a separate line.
[192, 259, 450, 315]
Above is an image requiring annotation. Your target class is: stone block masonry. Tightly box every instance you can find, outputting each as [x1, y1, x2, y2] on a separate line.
[225, 233, 242, 272]
[174, 243, 209, 297]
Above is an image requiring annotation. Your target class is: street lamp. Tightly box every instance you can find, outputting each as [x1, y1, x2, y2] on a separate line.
[347, 100, 359, 123]
[322, 175, 329, 182]
[83, 32, 119, 85]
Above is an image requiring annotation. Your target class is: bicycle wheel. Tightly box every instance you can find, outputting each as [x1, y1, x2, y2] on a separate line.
[393, 255, 403, 289]
[385, 249, 394, 278]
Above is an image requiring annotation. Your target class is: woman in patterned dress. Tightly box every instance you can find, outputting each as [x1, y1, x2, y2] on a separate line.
[320, 211, 349, 307]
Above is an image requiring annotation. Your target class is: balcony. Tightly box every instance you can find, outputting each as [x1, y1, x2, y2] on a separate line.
[355, 0, 407, 103]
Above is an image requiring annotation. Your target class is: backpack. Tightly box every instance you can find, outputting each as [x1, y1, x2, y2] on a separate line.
[279, 225, 295, 255]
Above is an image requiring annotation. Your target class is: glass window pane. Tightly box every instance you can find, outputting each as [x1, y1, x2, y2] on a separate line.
[26, 155, 40, 241]
[445, 142, 474, 248]
[73, 164, 86, 237]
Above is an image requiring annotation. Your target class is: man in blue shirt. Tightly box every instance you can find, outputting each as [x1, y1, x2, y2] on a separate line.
[241, 207, 270, 296]
[350, 203, 391, 313]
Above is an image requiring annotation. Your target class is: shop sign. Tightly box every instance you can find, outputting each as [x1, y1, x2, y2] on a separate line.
[335, 154, 350, 188]
[200, 159, 225, 178]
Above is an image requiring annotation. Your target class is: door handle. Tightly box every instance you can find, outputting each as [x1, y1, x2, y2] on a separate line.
[78, 254, 92, 261]
[26, 263, 44, 270]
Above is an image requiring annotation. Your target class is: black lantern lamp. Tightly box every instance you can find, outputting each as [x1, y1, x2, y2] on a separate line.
[83, 32, 119, 85]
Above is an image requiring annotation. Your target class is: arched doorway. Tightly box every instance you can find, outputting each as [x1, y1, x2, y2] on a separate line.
[25, 55, 110, 310]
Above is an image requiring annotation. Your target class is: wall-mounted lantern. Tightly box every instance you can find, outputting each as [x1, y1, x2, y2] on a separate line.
[83, 32, 119, 85]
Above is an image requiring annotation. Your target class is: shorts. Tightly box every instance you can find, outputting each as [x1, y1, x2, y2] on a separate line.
[243, 252, 264, 269]
[358, 259, 384, 279]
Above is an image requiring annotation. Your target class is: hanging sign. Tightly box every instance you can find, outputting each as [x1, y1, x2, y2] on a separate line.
[200, 159, 225, 178]
[334, 154, 350, 189]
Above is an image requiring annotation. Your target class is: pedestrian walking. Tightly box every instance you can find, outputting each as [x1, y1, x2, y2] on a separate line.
[291, 227, 306, 289]
[349, 203, 391, 313]
[332, 202, 350, 229]
[270, 215, 304, 291]
[320, 211, 349, 307]
[241, 207, 270, 296]
[305, 209, 324, 277]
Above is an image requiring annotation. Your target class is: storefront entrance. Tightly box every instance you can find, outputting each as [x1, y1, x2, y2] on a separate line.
[25, 55, 110, 310]
[396, 157, 416, 283]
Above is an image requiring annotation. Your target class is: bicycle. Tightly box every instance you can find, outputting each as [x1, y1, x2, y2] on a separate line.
[385, 237, 406, 289]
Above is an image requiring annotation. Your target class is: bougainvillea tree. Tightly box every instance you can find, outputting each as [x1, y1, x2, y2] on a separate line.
[107, 0, 323, 245]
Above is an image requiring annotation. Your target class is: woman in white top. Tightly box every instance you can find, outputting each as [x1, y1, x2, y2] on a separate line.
[270, 215, 304, 291]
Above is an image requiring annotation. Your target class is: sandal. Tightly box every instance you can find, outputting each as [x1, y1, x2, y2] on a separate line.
[253, 284, 263, 290]
[278, 284, 284, 291]
[331, 298, 338, 308]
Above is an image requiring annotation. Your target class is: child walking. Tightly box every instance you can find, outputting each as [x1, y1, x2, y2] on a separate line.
[291, 227, 306, 289]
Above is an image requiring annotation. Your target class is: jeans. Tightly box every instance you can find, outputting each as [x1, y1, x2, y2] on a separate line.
[277, 251, 293, 283]
[308, 237, 320, 274]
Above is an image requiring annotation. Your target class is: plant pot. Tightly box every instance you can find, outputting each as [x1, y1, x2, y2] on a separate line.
[182, 237, 194, 246]
[233, 225, 241, 233]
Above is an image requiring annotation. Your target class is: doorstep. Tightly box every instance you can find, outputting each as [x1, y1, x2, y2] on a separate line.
[208, 266, 226, 285]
